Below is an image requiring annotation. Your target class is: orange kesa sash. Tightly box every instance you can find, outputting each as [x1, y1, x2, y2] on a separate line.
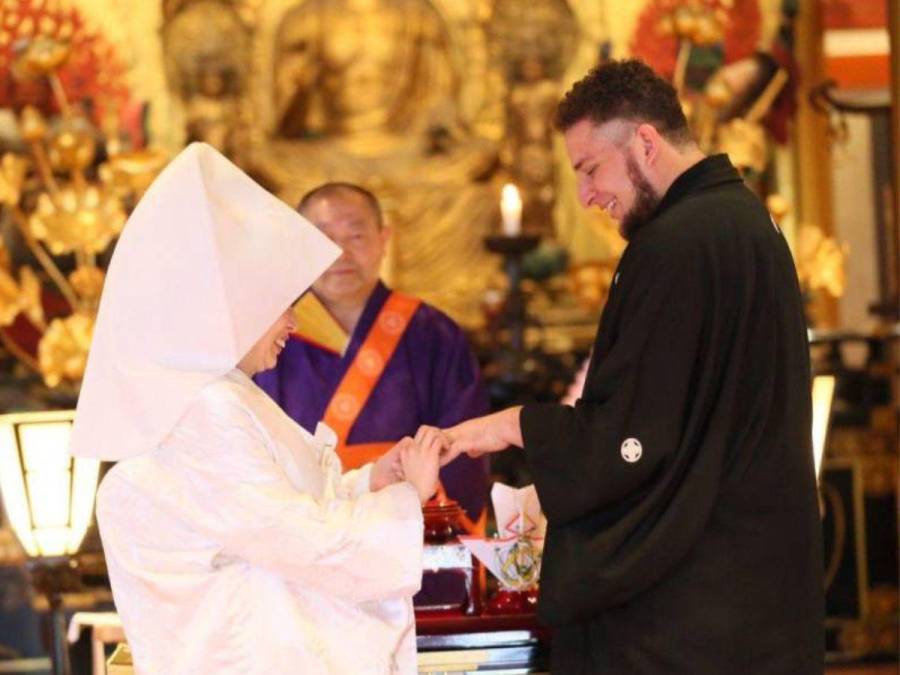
[323, 292, 420, 469]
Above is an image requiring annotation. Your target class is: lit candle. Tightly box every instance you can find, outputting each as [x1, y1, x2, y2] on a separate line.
[500, 183, 522, 237]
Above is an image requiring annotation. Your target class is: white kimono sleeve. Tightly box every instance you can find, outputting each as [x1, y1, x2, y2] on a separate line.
[167, 393, 424, 604]
[339, 465, 374, 498]
[310, 421, 377, 499]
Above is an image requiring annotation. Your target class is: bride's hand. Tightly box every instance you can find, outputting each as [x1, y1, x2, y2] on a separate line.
[401, 430, 442, 505]
[370, 437, 409, 491]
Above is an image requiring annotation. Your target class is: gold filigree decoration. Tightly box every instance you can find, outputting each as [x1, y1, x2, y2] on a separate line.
[19, 105, 48, 143]
[68, 265, 105, 304]
[0, 153, 28, 206]
[656, 4, 725, 47]
[716, 118, 767, 174]
[17, 266, 45, 328]
[0, 264, 45, 329]
[568, 262, 614, 314]
[99, 148, 169, 199]
[795, 224, 848, 299]
[48, 120, 97, 172]
[37, 312, 94, 388]
[0, 268, 23, 328]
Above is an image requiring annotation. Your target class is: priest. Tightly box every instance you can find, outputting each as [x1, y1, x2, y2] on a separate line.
[255, 182, 489, 532]
[441, 60, 824, 674]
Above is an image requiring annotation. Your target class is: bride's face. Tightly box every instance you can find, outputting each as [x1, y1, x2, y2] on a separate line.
[237, 307, 297, 376]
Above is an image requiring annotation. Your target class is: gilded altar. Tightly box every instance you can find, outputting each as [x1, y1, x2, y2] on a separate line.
[0, 0, 799, 333]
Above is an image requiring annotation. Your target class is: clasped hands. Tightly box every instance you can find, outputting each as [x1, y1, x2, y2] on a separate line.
[369, 407, 523, 503]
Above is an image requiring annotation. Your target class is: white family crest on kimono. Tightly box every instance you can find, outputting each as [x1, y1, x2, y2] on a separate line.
[69, 143, 425, 674]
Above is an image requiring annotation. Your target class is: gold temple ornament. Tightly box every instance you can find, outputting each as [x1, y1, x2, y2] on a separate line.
[10, 35, 71, 81]
[0, 153, 28, 206]
[38, 312, 94, 389]
[796, 224, 849, 300]
[0, 34, 164, 389]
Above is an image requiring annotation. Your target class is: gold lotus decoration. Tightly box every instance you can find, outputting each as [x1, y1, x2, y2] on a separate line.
[30, 185, 127, 255]
[48, 122, 98, 172]
[0, 36, 164, 389]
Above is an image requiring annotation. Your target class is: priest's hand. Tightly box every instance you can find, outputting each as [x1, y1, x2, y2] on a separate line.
[443, 406, 523, 460]
[401, 431, 442, 505]
[370, 437, 408, 491]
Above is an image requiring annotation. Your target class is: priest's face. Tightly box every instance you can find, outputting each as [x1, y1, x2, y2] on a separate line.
[303, 192, 390, 308]
[565, 118, 660, 239]
[238, 307, 297, 376]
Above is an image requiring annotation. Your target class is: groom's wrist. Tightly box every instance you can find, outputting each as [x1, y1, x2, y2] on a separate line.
[503, 406, 524, 447]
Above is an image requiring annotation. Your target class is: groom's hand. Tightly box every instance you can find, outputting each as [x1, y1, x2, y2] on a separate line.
[442, 406, 523, 460]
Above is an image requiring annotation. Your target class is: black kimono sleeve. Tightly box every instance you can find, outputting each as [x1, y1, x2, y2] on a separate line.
[520, 230, 739, 623]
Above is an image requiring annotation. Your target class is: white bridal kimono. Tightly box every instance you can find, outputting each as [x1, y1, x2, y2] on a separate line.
[98, 370, 423, 674]
[69, 144, 425, 674]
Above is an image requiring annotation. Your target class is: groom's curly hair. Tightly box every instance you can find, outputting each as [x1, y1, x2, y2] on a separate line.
[555, 59, 694, 146]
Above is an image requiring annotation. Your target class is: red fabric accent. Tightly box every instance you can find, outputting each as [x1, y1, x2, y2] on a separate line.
[824, 0, 887, 30]
[826, 54, 890, 89]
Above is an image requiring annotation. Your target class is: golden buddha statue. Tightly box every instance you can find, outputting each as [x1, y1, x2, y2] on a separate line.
[274, 0, 457, 147]
[248, 0, 503, 325]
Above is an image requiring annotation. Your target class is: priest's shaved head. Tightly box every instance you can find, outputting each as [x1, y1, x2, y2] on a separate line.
[295, 181, 391, 325]
[297, 182, 385, 230]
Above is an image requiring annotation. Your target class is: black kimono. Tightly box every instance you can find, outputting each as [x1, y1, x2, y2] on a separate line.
[521, 155, 824, 674]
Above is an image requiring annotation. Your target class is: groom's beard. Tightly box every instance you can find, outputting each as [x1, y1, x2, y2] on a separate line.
[620, 157, 661, 240]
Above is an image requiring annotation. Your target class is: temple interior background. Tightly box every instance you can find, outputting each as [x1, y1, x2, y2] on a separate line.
[0, 0, 897, 673]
